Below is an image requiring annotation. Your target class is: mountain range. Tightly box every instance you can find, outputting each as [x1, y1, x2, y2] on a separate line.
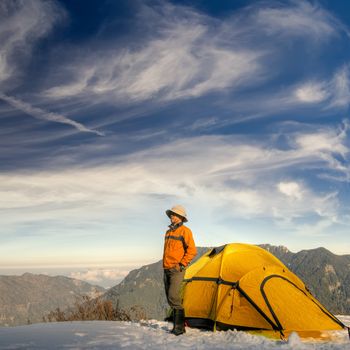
[0, 273, 105, 326]
[104, 245, 350, 320]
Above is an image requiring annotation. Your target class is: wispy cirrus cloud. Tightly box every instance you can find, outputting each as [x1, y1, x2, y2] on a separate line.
[293, 65, 350, 108]
[291, 120, 349, 156]
[294, 82, 329, 103]
[0, 0, 65, 86]
[238, 64, 350, 119]
[255, 0, 344, 40]
[0, 1, 100, 136]
[1, 0, 346, 143]
[42, 0, 344, 108]
[0, 93, 104, 136]
[22, 0, 348, 149]
[44, 13, 265, 103]
[328, 65, 350, 108]
[0, 0, 347, 136]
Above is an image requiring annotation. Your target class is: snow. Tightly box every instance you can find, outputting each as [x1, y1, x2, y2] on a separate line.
[0, 316, 348, 350]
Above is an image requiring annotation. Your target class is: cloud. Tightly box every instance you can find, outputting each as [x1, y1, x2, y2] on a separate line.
[70, 268, 129, 284]
[189, 117, 221, 131]
[0, 0, 65, 86]
[255, 0, 342, 41]
[292, 126, 348, 157]
[0, 1, 349, 252]
[328, 65, 350, 108]
[44, 8, 265, 103]
[0, 123, 348, 231]
[0, 2, 104, 138]
[0, 93, 104, 136]
[43, 1, 343, 104]
[35, 0, 348, 133]
[241, 63, 350, 117]
[294, 82, 329, 103]
[217, 63, 350, 121]
[278, 182, 303, 200]
[294, 218, 336, 237]
[293, 65, 350, 108]
[0, 0, 344, 137]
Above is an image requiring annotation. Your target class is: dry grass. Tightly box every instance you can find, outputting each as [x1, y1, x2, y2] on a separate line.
[44, 296, 146, 322]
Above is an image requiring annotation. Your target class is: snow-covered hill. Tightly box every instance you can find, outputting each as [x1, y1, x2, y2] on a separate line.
[0, 316, 349, 349]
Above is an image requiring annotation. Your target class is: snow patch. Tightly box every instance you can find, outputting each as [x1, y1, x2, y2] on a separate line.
[74, 332, 87, 337]
[0, 317, 348, 349]
[287, 332, 301, 347]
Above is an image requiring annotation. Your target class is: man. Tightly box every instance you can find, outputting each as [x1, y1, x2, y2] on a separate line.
[163, 205, 197, 335]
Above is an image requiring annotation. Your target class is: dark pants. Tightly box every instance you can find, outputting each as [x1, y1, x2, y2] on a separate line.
[164, 268, 185, 309]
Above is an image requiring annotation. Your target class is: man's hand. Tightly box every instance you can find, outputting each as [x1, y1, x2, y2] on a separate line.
[173, 263, 185, 272]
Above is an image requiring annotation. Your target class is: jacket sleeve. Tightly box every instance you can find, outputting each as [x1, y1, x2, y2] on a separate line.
[180, 227, 197, 267]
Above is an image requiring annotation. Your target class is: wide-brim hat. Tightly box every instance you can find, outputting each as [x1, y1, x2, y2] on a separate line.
[166, 205, 188, 222]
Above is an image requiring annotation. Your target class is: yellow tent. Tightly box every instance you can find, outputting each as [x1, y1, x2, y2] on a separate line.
[183, 243, 348, 340]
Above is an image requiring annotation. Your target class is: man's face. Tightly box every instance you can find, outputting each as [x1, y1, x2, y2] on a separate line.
[170, 213, 182, 225]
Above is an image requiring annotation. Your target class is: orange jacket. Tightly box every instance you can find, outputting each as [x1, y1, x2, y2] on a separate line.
[163, 223, 197, 269]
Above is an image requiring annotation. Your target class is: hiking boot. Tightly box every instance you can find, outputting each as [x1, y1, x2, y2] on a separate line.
[167, 308, 175, 332]
[164, 308, 173, 322]
[171, 308, 185, 336]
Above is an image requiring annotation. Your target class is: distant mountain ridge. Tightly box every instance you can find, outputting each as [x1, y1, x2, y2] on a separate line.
[0, 273, 105, 326]
[104, 244, 350, 320]
[260, 244, 350, 314]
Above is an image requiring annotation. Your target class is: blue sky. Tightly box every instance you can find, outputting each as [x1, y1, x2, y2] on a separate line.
[1, 0, 350, 287]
